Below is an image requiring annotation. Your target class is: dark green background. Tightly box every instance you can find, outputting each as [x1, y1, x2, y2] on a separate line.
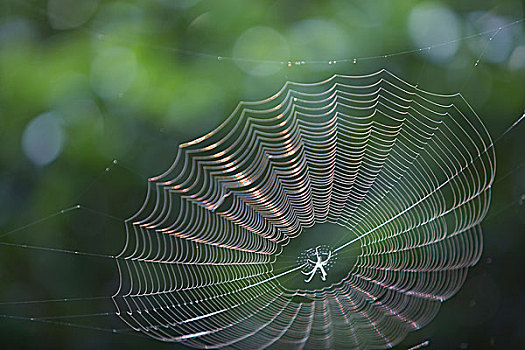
[1, 0, 524, 348]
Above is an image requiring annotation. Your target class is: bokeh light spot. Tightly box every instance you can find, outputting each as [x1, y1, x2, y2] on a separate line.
[22, 112, 65, 167]
[0, 19, 37, 46]
[508, 46, 525, 71]
[90, 46, 137, 100]
[466, 12, 515, 64]
[47, 0, 99, 30]
[287, 19, 350, 63]
[233, 26, 289, 76]
[408, 2, 460, 64]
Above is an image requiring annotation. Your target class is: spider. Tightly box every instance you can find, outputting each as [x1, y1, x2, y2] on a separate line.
[302, 247, 332, 283]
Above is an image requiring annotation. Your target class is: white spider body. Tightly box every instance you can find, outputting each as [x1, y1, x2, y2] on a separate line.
[302, 247, 332, 283]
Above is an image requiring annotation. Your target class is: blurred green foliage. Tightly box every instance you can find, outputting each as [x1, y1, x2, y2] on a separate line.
[1, 0, 524, 349]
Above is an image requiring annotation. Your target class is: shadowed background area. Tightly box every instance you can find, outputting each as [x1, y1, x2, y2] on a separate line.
[1, 0, 524, 348]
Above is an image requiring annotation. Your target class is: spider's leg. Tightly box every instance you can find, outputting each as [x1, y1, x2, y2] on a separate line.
[302, 264, 316, 277]
[304, 269, 316, 283]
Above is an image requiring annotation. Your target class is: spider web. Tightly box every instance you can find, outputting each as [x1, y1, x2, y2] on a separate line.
[112, 69, 495, 349]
